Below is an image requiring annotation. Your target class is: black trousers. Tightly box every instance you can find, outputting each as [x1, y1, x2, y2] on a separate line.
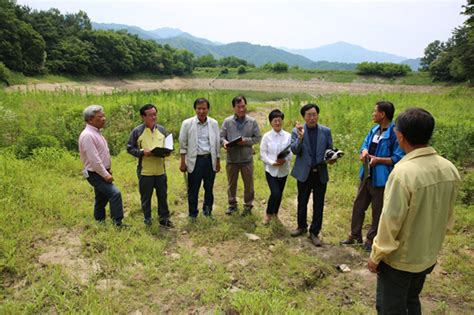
[187, 155, 216, 217]
[265, 172, 287, 215]
[376, 261, 435, 315]
[296, 170, 327, 236]
[138, 174, 170, 222]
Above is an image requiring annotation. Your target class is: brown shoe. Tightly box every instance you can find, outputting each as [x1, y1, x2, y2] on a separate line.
[340, 235, 363, 245]
[310, 234, 322, 247]
[290, 227, 307, 237]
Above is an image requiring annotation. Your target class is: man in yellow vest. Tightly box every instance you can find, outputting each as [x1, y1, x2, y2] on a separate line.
[127, 104, 174, 228]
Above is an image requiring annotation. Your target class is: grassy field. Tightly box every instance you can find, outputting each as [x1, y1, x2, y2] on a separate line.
[4, 67, 465, 87]
[191, 68, 451, 86]
[0, 88, 473, 314]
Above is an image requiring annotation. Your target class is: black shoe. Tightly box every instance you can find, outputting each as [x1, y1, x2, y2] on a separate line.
[144, 218, 152, 227]
[340, 235, 363, 245]
[290, 227, 308, 237]
[203, 206, 212, 217]
[159, 219, 174, 229]
[363, 242, 372, 252]
[225, 206, 237, 215]
[309, 234, 322, 247]
[115, 222, 130, 229]
[241, 206, 252, 217]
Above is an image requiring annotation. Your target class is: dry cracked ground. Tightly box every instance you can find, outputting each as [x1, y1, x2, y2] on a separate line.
[7, 77, 449, 95]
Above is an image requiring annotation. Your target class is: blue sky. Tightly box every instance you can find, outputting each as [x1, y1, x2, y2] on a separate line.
[17, 0, 467, 58]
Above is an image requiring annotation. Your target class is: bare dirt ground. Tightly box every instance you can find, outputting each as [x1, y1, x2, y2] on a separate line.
[6, 77, 449, 95]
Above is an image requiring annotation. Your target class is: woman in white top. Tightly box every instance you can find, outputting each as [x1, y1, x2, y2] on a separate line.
[260, 109, 292, 224]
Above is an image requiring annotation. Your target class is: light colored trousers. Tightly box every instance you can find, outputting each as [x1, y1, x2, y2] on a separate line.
[226, 162, 254, 208]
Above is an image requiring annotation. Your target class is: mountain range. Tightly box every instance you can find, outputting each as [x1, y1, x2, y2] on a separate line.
[92, 22, 420, 71]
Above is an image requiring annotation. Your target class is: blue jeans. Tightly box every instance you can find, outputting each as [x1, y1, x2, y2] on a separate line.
[376, 261, 435, 315]
[265, 172, 287, 215]
[86, 172, 124, 224]
[187, 155, 216, 217]
[297, 170, 327, 236]
[138, 174, 170, 222]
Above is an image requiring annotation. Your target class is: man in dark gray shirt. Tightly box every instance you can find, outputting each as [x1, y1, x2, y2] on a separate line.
[220, 96, 261, 216]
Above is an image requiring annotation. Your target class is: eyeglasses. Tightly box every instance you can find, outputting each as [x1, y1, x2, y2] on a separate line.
[305, 113, 318, 118]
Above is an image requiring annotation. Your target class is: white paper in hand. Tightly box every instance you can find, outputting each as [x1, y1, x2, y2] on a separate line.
[164, 134, 173, 150]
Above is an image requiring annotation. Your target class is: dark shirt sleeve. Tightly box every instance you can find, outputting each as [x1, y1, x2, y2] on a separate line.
[126, 128, 143, 158]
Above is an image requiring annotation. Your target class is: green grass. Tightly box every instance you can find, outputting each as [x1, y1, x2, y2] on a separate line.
[0, 88, 473, 313]
[191, 67, 456, 85]
[7, 68, 467, 87]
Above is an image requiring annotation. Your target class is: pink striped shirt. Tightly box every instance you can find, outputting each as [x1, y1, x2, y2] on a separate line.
[79, 124, 111, 178]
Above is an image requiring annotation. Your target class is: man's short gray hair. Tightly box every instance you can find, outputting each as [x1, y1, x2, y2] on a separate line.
[83, 105, 104, 121]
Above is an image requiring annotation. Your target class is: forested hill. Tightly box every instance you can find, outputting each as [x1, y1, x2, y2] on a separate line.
[0, 1, 194, 76]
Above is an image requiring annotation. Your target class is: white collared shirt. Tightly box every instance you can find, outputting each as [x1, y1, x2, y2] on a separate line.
[260, 129, 292, 177]
[195, 117, 211, 155]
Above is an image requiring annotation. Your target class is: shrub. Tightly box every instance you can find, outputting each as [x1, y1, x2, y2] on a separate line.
[272, 62, 289, 73]
[356, 62, 411, 77]
[237, 65, 247, 74]
[220, 67, 229, 74]
[459, 172, 474, 205]
[15, 133, 60, 159]
[0, 62, 12, 86]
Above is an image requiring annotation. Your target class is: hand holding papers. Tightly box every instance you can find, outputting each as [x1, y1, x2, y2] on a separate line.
[151, 134, 174, 157]
[226, 136, 243, 148]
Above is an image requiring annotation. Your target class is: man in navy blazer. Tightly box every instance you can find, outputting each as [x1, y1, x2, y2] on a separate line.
[290, 103, 336, 246]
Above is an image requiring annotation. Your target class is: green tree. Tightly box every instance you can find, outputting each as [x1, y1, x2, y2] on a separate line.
[194, 54, 218, 67]
[426, 1, 474, 82]
[420, 40, 445, 71]
[0, 0, 46, 74]
[219, 56, 247, 68]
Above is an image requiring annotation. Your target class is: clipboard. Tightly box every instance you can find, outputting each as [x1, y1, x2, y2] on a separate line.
[151, 147, 173, 157]
[227, 136, 243, 147]
[276, 143, 291, 159]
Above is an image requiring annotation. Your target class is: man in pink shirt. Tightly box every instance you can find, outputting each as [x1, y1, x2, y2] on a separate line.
[79, 105, 124, 226]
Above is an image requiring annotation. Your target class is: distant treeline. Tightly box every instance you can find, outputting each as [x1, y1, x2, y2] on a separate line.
[420, 0, 474, 83]
[0, 1, 195, 77]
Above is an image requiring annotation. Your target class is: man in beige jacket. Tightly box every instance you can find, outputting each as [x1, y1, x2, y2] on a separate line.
[368, 108, 460, 314]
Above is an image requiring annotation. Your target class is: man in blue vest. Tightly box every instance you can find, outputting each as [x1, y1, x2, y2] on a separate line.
[341, 101, 404, 251]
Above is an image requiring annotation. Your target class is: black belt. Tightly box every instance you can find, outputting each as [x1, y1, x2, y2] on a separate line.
[197, 153, 211, 157]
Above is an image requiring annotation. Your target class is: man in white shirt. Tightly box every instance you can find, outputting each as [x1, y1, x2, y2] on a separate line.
[179, 98, 221, 218]
[260, 109, 292, 224]
[78, 105, 124, 226]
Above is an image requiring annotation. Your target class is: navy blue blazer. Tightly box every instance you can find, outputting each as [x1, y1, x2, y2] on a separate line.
[290, 124, 333, 183]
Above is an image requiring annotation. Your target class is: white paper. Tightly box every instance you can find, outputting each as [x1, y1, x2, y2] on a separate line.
[164, 134, 173, 150]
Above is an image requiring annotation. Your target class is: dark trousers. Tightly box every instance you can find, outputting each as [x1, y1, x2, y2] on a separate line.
[86, 172, 124, 224]
[376, 261, 435, 315]
[187, 155, 216, 218]
[265, 172, 287, 215]
[138, 174, 170, 221]
[297, 170, 327, 236]
[350, 178, 385, 241]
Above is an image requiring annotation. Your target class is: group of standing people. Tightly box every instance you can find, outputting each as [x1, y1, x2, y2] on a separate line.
[78, 96, 460, 314]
